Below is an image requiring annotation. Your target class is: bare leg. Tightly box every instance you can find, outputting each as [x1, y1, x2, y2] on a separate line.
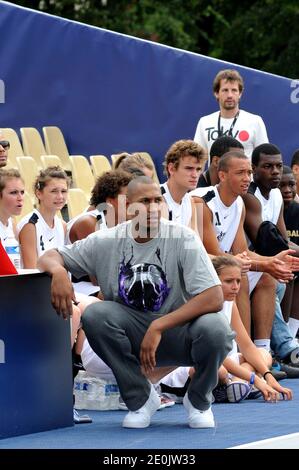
[218, 365, 230, 383]
[71, 305, 82, 347]
[72, 294, 100, 347]
[146, 366, 178, 384]
[236, 275, 251, 335]
[288, 279, 299, 338]
[290, 279, 299, 321]
[238, 349, 272, 375]
[251, 273, 276, 340]
[281, 280, 294, 322]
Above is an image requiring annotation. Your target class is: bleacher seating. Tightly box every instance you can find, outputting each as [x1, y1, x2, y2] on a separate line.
[67, 187, 89, 219]
[90, 155, 111, 178]
[70, 155, 94, 201]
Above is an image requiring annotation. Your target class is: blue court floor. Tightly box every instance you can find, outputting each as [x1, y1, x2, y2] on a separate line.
[0, 379, 298, 450]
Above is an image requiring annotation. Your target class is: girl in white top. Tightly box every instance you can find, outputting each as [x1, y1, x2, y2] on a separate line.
[0, 168, 24, 270]
[211, 256, 292, 402]
[160, 256, 292, 403]
[18, 166, 68, 267]
[18, 166, 98, 345]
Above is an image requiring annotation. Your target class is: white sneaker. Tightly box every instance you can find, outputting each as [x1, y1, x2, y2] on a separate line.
[183, 393, 215, 429]
[122, 385, 160, 428]
[226, 381, 251, 403]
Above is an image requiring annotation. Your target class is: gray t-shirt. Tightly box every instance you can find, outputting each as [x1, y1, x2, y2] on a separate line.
[58, 219, 220, 314]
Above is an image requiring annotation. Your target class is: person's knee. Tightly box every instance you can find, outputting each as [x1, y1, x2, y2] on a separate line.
[258, 348, 272, 367]
[191, 313, 233, 352]
[257, 273, 276, 290]
[81, 302, 109, 336]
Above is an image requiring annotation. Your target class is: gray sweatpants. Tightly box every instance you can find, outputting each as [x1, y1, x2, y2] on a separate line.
[82, 301, 234, 411]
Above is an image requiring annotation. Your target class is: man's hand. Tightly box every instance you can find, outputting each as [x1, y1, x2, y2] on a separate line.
[264, 257, 294, 282]
[140, 321, 162, 374]
[264, 373, 293, 400]
[51, 268, 76, 319]
[235, 251, 251, 274]
[276, 249, 299, 272]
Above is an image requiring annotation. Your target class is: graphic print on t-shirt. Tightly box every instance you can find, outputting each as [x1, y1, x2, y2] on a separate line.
[118, 245, 170, 312]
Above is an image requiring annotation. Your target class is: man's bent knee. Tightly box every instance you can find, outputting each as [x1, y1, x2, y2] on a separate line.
[190, 312, 234, 353]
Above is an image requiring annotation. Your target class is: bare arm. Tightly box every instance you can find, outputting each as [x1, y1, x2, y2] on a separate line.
[69, 216, 97, 243]
[242, 192, 263, 245]
[229, 302, 292, 400]
[242, 193, 299, 276]
[231, 303, 270, 375]
[189, 198, 199, 236]
[37, 249, 75, 319]
[222, 356, 292, 401]
[193, 196, 223, 254]
[231, 205, 251, 254]
[140, 285, 223, 373]
[193, 198, 251, 272]
[18, 224, 38, 268]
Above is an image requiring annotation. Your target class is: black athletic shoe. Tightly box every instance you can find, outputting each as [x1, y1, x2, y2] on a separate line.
[281, 347, 299, 368]
[212, 383, 228, 403]
[278, 362, 299, 378]
[269, 366, 287, 381]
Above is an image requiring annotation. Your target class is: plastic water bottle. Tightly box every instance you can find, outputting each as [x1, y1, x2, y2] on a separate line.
[5, 236, 21, 270]
[74, 371, 120, 410]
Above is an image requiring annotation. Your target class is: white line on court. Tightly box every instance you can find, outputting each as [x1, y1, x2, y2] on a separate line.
[230, 432, 299, 449]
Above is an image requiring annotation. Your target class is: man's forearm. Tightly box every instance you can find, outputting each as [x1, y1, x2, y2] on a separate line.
[152, 285, 223, 333]
[37, 249, 66, 274]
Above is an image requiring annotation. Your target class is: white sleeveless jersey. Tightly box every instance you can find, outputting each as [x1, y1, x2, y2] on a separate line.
[160, 182, 192, 227]
[17, 209, 65, 256]
[201, 185, 244, 252]
[248, 183, 282, 224]
[222, 301, 238, 357]
[0, 217, 16, 245]
[190, 186, 214, 198]
[66, 209, 106, 244]
[0, 217, 21, 268]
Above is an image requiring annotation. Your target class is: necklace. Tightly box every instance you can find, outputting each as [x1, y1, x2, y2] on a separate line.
[217, 111, 240, 137]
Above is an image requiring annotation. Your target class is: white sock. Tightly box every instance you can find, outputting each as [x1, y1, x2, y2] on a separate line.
[254, 339, 271, 351]
[288, 318, 299, 339]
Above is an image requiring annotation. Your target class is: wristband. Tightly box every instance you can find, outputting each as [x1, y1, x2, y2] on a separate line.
[263, 370, 273, 380]
[249, 372, 255, 385]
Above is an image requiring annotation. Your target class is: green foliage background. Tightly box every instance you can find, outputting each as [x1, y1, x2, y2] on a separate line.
[11, 0, 299, 78]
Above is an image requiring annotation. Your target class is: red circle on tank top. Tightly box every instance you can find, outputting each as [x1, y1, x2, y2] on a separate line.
[238, 130, 249, 141]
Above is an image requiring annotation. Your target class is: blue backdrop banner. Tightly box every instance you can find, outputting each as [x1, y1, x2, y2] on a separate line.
[0, 2, 298, 181]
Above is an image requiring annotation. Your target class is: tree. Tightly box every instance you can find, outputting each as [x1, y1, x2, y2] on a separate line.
[212, 0, 299, 78]
[10, 0, 299, 77]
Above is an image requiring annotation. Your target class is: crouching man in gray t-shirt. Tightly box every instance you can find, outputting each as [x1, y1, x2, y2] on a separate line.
[38, 176, 234, 429]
